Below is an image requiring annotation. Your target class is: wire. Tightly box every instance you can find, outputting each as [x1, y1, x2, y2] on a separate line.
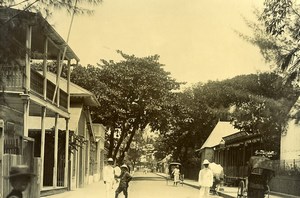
[52, 0, 78, 102]
[5, 0, 40, 24]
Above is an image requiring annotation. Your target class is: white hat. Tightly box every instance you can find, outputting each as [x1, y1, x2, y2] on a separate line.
[203, 159, 210, 165]
[108, 158, 113, 162]
[121, 164, 128, 169]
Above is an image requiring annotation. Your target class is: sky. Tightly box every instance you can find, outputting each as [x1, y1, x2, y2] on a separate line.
[50, 0, 270, 85]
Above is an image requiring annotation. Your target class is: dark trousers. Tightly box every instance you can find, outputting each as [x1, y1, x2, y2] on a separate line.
[115, 185, 128, 198]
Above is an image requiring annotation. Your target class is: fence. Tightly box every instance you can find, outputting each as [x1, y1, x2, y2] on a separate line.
[271, 159, 300, 176]
[223, 158, 300, 196]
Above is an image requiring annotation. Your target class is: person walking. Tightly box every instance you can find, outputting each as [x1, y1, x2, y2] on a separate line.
[172, 165, 180, 186]
[103, 158, 115, 198]
[5, 165, 35, 198]
[198, 159, 213, 198]
[115, 164, 132, 198]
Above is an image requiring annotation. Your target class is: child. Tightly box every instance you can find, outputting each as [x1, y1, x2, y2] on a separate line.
[5, 165, 35, 198]
[115, 164, 132, 198]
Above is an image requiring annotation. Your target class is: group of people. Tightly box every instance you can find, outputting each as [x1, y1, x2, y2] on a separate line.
[103, 158, 132, 198]
[4, 158, 215, 198]
[169, 159, 220, 197]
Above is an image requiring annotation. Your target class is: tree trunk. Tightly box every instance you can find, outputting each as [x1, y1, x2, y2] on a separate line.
[119, 128, 138, 162]
[108, 126, 115, 159]
[112, 126, 128, 161]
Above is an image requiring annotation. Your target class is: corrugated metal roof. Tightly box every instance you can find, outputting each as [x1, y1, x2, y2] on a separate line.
[200, 121, 240, 150]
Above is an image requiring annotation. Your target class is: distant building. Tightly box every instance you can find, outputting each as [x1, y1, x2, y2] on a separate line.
[196, 121, 239, 165]
[281, 97, 300, 160]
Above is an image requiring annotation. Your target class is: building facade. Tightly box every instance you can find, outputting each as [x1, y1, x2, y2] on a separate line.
[0, 8, 105, 197]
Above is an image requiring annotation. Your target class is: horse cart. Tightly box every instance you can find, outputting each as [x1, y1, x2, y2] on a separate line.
[237, 155, 275, 198]
[166, 162, 184, 186]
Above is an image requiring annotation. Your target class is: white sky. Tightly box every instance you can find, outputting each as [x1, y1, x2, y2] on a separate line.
[50, 0, 270, 85]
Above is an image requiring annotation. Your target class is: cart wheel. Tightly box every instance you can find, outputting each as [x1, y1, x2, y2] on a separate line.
[237, 180, 247, 198]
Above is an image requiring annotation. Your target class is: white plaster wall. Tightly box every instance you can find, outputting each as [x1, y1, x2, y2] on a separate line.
[281, 120, 300, 160]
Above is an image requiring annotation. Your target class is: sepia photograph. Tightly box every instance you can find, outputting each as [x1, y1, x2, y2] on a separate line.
[0, 0, 300, 197]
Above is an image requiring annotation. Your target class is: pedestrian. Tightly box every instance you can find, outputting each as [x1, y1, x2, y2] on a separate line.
[198, 159, 213, 198]
[5, 165, 35, 198]
[103, 158, 115, 198]
[172, 165, 180, 186]
[115, 164, 132, 198]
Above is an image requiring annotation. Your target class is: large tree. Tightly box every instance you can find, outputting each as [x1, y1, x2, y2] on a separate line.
[240, 0, 300, 84]
[154, 72, 297, 165]
[71, 51, 181, 163]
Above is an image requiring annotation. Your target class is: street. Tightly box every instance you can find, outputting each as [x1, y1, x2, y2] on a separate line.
[45, 171, 222, 198]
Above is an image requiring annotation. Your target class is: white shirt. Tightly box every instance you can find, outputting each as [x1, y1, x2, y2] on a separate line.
[198, 167, 213, 187]
[103, 165, 115, 182]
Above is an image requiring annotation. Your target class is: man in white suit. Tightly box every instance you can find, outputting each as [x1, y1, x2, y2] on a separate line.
[103, 158, 115, 198]
[198, 159, 213, 197]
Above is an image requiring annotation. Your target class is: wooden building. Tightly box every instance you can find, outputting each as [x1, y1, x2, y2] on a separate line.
[196, 121, 239, 166]
[213, 131, 262, 185]
[197, 121, 263, 186]
[0, 7, 79, 197]
[28, 71, 103, 195]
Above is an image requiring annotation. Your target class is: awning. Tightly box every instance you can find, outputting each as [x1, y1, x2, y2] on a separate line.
[28, 106, 82, 131]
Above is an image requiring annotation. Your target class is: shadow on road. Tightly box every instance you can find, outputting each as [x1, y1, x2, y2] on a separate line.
[132, 176, 165, 181]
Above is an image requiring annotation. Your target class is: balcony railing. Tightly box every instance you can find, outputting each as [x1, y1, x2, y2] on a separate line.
[1, 65, 68, 109]
[0, 65, 24, 91]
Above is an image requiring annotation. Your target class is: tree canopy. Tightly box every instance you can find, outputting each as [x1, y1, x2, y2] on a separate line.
[0, 0, 102, 16]
[240, 0, 300, 84]
[70, 51, 182, 164]
[154, 72, 297, 164]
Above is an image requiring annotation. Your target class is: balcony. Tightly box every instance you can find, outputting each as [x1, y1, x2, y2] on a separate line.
[1, 65, 68, 110]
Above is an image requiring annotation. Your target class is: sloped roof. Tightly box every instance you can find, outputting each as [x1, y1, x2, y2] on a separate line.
[40, 71, 100, 107]
[200, 121, 240, 150]
[0, 8, 79, 62]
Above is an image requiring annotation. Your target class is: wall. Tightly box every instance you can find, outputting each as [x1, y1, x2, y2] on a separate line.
[270, 175, 300, 196]
[281, 120, 300, 160]
[200, 148, 214, 165]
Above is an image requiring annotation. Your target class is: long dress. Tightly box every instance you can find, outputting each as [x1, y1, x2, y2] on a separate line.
[172, 168, 180, 184]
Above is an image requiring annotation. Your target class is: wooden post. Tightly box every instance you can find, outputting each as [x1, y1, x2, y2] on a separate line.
[56, 53, 61, 107]
[43, 37, 48, 100]
[64, 118, 69, 187]
[40, 107, 46, 189]
[67, 60, 71, 110]
[242, 142, 246, 177]
[0, 120, 4, 196]
[64, 59, 71, 188]
[23, 25, 32, 137]
[53, 113, 59, 188]
[25, 25, 32, 94]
